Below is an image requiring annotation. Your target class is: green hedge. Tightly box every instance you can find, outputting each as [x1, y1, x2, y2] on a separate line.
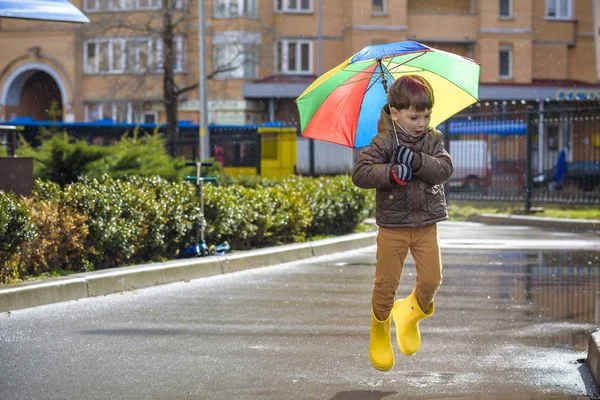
[0, 193, 36, 283]
[17, 130, 195, 186]
[1, 174, 373, 284]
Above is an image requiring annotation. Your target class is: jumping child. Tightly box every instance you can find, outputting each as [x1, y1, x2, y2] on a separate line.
[352, 75, 454, 371]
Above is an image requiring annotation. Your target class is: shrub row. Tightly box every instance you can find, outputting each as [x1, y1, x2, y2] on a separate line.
[1, 175, 375, 284]
[17, 131, 195, 186]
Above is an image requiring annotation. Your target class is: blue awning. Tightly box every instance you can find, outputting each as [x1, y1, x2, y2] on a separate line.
[5, 117, 296, 131]
[443, 119, 526, 135]
[0, 0, 89, 23]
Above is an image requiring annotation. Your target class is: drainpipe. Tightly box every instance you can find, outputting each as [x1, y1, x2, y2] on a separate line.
[593, 0, 600, 81]
[268, 99, 275, 122]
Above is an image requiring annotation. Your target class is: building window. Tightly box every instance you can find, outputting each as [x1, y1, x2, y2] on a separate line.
[499, 45, 512, 79]
[546, 0, 572, 19]
[84, 0, 186, 12]
[213, 31, 260, 79]
[85, 102, 150, 123]
[214, 0, 257, 18]
[499, 0, 512, 18]
[372, 0, 385, 14]
[84, 37, 185, 74]
[275, 0, 312, 13]
[85, 103, 104, 121]
[275, 39, 312, 74]
[214, 44, 258, 79]
[142, 111, 158, 123]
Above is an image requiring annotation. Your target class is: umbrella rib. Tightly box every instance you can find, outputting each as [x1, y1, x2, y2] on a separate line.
[336, 52, 429, 88]
[338, 73, 381, 86]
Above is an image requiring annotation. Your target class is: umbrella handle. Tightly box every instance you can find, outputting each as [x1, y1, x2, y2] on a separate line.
[391, 169, 408, 186]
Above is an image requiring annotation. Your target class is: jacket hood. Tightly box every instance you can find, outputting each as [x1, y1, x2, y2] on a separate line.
[379, 104, 432, 145]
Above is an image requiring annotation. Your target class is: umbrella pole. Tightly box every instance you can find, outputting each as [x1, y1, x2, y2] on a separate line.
[377, 59, 389, 94]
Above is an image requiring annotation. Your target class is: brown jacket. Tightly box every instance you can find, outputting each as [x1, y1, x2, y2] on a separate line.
[352, 106, 454, 228]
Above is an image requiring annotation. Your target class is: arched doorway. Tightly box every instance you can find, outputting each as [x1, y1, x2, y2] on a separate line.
[2, 64, 66, 121]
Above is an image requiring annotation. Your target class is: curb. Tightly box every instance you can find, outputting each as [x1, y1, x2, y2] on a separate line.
[466, 213, 600, 231]
[588, 330, 600, 391]
[0, 231, 377, 313]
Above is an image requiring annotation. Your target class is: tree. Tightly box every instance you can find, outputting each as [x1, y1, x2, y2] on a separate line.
[82, 0, 265, 157]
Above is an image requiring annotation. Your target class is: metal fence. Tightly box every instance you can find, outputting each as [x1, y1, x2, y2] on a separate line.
[198, 104, 599, 206]
[442, 105, 600, 206]
[6, 104, 599, 205]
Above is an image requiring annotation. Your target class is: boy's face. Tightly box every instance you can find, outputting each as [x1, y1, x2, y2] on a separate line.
[390, 107, 431, 137]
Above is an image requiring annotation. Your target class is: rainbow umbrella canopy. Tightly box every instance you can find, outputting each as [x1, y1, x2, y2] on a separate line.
[296, 41, 481, 148]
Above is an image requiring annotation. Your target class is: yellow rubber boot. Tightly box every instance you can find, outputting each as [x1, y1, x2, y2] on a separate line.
[391, 291, 434, 356]
[369, 308, 394, 371]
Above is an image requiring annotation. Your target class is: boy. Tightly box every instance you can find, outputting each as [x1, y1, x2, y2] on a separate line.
[352, 75, 454, 371]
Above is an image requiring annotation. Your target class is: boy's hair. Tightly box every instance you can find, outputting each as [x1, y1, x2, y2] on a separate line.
[387, 75, 435, 112]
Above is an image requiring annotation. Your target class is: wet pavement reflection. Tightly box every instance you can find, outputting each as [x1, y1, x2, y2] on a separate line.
[440, 249, 600, 351]
[328, 391, 589, 400]
[1, 223, 600, 399]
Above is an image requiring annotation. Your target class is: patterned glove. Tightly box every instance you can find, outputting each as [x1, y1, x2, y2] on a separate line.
[393, 163, 413, 185]
[396, 145, 415, 167]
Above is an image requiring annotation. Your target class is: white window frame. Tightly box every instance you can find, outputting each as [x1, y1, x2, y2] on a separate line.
[372, 0, 386, 15]
[499, 0, 512, 18]
[499, 45, 512, 79]
[214, 0, 257, 18]
[84, 36, 185, 74]
[173, 36, 185, 73]
[275, 39, 313, 74]
[545, 0, 573, 20]
[274, 0, 312, 13]
[86, 102, 147, 123]
[213, 31, 260, 80]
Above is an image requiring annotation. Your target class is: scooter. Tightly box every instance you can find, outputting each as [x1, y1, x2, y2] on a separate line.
[181, 161, 231, 258]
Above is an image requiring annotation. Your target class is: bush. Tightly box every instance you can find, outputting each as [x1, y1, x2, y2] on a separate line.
[299, 175, 370, 237]
[56, 175, 201, 269]
[17, 130, 196, 185]
[0, 192, 36, 284]
[2, 173, 374, 282]
[244, 183, 311, 247]
[121, 175, 200, 259]
[17, 132, 107, 186]
[86, 130, 194, 182]
[202, 183, 257, 249]
[60, 176, 147, 269]
[12, 196, 89, 278]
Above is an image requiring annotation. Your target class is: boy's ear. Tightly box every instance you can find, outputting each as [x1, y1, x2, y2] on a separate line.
[389, 107, 399, 121]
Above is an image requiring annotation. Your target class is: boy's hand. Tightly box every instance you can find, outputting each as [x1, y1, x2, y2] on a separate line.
[396, 145, 415, 167]
[392, 163, 412, 185]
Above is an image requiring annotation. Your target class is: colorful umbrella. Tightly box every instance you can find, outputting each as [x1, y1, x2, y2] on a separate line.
[296, 41, 480, 148]
[0, 0, 90, 23]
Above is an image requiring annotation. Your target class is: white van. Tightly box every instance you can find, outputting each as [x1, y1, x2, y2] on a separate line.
[448, 140, 492, 191]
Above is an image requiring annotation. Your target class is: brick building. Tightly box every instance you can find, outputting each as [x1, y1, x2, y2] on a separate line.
[0, 0, 599, 161]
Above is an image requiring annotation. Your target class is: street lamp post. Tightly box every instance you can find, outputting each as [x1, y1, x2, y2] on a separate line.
[197, 0, 210, 160]
[309, 0, 323, 176]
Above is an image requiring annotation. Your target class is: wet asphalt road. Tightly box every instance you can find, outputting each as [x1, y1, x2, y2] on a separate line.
[1, 222, 600, 400]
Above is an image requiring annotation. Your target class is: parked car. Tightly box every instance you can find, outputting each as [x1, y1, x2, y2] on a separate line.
[532, 161, 600, 192]
[447, 140, 492, 191]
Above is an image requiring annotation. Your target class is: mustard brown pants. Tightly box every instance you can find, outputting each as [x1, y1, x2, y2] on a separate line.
[372, 224, 442, 321]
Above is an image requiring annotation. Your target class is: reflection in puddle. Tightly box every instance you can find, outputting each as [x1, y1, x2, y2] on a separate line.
[444, 249, 600, 350]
